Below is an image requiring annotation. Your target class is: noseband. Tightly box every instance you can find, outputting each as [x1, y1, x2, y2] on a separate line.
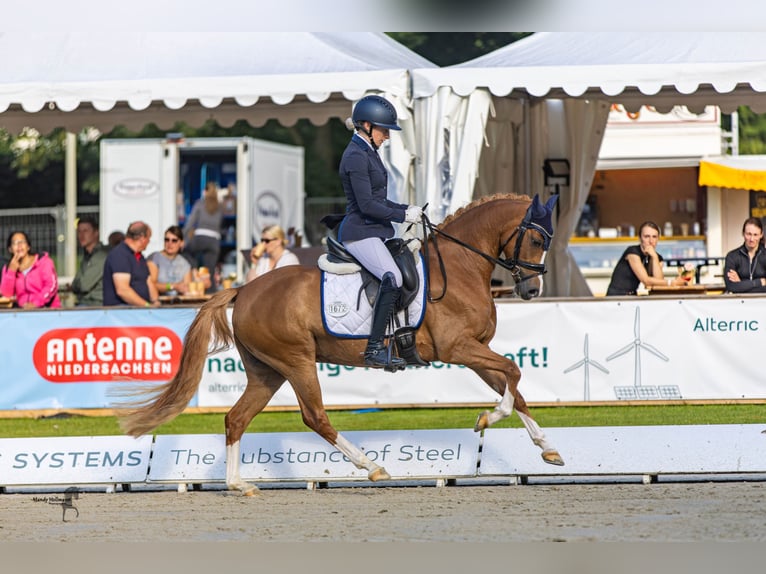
[497, 217, 553, 286]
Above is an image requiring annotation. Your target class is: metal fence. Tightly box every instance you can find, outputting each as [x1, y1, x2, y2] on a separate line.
[304, 196, 346, 246]
[0, 198, 344, 270]
[0, 205, 99, 272]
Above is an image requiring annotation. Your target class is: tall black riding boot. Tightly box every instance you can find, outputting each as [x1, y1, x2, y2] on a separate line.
[364, 272, 406, 371]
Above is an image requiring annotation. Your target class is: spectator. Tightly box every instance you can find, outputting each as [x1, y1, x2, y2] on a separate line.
[245, 225, 300, 283]
[723, 217, 766, 293]
[183, 181, 223, 292]
[103, 221, 159, 307]
[147, 225, 193, 295]
[107, 230, 125, 249]
[70, 215, 109, 306]
[606, 221, 685, 296]
[1, 230, 61, 308]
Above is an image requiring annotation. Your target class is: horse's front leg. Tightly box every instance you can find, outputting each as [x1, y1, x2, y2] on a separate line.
[469, 361, 564, 467]
[291, 374, 391, 482]
[513, 392, 564, 466]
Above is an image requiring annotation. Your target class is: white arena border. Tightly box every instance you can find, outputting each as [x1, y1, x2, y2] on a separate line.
[1, 425, 766, 493]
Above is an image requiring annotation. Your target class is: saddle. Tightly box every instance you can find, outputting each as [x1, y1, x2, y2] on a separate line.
[319, 214, 430, 369]
[319, 214, 420, 313]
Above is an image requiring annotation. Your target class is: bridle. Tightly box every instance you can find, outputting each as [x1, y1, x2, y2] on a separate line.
[419, 210, 552, 302]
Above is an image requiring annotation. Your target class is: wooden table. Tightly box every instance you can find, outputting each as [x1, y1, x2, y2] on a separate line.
[159, 294, 212, 305]
[648, 283, 725, 295]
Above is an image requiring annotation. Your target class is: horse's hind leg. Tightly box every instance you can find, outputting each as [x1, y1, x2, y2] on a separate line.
[469, 361, 564, 467]
[289, 367, 391, 482]
[225, 347, 286, 496]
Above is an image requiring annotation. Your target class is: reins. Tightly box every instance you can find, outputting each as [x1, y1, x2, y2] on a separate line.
[419, 210, 551, 303]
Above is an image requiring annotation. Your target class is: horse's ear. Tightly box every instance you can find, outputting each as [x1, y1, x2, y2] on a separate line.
[530, 194, 546, 218]
[545, 194, 559, 212]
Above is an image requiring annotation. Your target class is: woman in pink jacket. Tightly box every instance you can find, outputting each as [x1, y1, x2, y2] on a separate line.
[1, 231, 61, 308]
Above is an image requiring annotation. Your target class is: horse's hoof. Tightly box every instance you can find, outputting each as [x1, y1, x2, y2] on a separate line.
[541, 450, 565, 466]
[474, 411, 490, 432]
[227, 482, 260, 496]
[368, 467, 391, 482]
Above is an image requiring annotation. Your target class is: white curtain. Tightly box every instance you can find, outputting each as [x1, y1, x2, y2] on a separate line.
[374, 90, 418, 206]
[413, 87, 492, 221]
[541, 99, 610, 297]
[413, 88, 610, 297]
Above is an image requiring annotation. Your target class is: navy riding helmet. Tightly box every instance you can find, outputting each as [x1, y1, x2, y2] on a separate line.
[352, 95, 401, 131]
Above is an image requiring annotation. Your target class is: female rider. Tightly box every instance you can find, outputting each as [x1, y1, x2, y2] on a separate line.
[337, 95, 423, 369]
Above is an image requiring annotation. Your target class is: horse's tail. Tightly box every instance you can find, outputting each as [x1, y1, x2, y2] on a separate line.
[118, 288, 239, 437]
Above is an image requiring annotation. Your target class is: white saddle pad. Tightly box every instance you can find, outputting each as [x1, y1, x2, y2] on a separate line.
[321, 253, 426, 338]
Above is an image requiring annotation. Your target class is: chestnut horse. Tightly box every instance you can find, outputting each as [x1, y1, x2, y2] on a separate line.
[120, 193, 563, 495]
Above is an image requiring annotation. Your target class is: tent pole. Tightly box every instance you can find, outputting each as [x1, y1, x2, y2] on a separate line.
[523, 98, 531, 196]
[65, 132, 77, 279]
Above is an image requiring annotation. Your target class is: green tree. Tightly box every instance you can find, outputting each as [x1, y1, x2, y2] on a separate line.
[734, 106, 766, 155]
[388, 32, 529, 66]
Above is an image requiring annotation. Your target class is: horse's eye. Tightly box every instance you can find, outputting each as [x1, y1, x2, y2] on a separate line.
[531, 238, 544, 248]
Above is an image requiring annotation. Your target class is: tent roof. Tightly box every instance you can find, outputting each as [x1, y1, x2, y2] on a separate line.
[412, 32, 766, 113]
[0, 32, 435, 134]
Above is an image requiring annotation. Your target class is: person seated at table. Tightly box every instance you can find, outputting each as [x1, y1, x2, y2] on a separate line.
[107, 230, 125, 250]
[103, 221, 159, 307]
[723, 217, 766, 293]
[1, 230, 61, 308]
[147, 225, 193, 296]
[70, 215, 109, 306]
[245, 225, 300, 283]
[606, 221, 685, 296]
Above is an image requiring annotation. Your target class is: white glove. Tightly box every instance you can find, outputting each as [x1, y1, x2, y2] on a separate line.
[405, 205, 423, 224]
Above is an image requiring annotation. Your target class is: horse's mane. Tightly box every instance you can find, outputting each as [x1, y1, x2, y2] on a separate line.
[437, 193, 530, 229]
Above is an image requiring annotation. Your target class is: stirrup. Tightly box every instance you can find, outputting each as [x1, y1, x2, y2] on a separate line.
[364, 341, 406, 372]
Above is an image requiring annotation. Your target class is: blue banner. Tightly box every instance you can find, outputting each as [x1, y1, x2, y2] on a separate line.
[0, 307, 197, 410]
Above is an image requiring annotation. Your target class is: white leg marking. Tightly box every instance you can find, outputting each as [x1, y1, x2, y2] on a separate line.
[225, 440, 254, 491]
[517, 410, 555, 453]
[335, 433, 382, 474]
[484, 388, 515, 427]
[226, 441, 241, 487]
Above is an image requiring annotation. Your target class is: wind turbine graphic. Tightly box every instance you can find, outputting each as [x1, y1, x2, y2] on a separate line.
[605, 306, 668, 387]
[563, 333, 609, 400]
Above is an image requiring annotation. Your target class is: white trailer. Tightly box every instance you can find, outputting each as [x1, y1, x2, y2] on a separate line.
[99, 136, 304, 280]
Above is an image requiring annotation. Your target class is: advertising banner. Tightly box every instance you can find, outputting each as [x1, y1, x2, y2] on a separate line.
[148, 430, 480, 482]
[2, 296, 765, 412]
[197, 297, 766, 406]
[0, 435, 153, 486]
[0, 308, 197, 410]
[480, 424, 766, 476]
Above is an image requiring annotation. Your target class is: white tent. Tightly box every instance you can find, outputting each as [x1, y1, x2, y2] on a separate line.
[0, 32, 435, 274]
[0, 32, 435, 133]
[412, 32, 766, 297]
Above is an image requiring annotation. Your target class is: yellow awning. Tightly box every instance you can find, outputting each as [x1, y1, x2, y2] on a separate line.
[699, 159, 766, 192]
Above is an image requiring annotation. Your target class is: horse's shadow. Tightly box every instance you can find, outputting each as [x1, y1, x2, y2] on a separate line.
[50, 487, 80, 522]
